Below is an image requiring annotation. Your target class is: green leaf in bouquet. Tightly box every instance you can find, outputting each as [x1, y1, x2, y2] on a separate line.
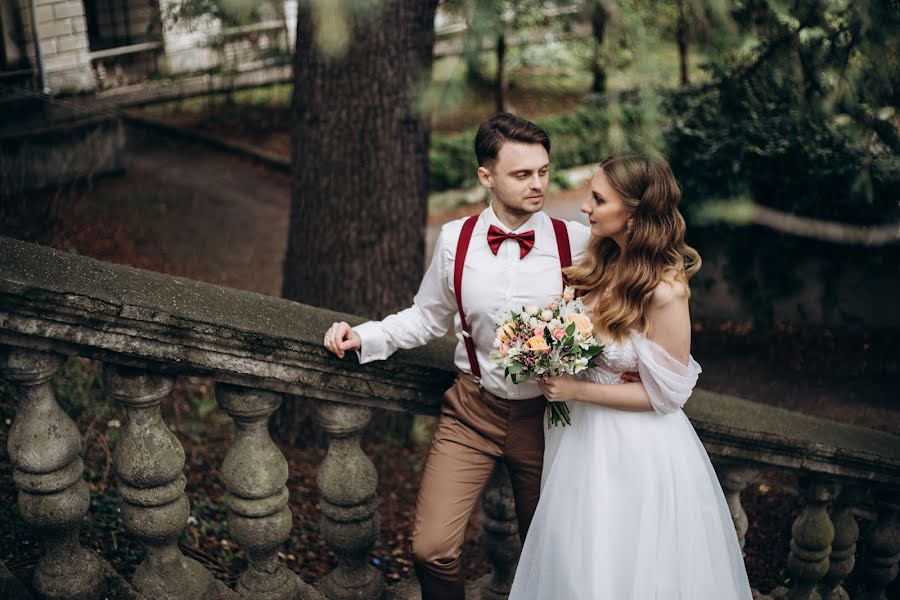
[584, 345, 605, 359]
[510, 371, 531, 385]
[565, 322, 576, 336]
[507, 363, 524, 375]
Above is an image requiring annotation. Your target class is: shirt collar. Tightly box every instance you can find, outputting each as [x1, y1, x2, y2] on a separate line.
[482, 203, 546, 234]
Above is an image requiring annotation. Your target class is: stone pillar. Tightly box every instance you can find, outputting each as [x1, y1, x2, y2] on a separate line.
[216, 384, 300, 600]
[859, 489, 900, 600]
[786, 478, 840, 600]
[0, 348, 106, 599]
[479, 464, 520, 600]
[314, 401, 383, 600]
[104, 364, 216, 600]
[819, 485, 863, 600]
[29, 0, 96, 93]
[716, 463, 760, 550]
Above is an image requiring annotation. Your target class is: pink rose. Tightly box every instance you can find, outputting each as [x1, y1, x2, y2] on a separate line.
[548, 300, 559, 310]
[552, 328, 566, 340]
[499, 343, 510, 356]
[534, 325, 546, 337]
[563, 290, 575, 302]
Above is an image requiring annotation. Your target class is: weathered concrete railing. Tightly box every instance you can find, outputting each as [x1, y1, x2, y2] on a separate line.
[1, 234, 899, 600]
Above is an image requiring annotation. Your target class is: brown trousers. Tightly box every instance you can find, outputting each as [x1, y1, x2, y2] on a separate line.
[410, 373, 546, 600]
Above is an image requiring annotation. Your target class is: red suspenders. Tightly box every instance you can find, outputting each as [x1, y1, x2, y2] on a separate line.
[454, 216, 481, 381]
[453, 215, 573, 381]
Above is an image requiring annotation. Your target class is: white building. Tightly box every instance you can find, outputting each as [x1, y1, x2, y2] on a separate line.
[0, 0, 297, 94]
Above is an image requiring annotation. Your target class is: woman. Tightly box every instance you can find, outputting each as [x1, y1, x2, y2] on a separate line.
[508, 153, 752, 599]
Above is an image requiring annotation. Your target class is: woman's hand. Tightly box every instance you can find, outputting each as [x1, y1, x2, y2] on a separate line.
[537, 374, 581, 403]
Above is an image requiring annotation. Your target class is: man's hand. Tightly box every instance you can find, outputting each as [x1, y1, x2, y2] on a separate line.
[537, 374, 581, 403]
[621, 371, 641, 383]
[324, 321, 361, 359]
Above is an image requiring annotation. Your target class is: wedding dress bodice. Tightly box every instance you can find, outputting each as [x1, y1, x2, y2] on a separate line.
[575, 335, 639, 385]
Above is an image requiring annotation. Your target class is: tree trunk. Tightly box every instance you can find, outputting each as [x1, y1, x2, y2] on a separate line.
[277, 0, 439, 443]
[590, 2, 607, 94]
[676, 0, 690, 87]
[495, 33, 507, 113]
[285, 0, 437, 316]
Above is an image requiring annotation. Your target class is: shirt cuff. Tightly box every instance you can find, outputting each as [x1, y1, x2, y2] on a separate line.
[353, 321, 391, 364]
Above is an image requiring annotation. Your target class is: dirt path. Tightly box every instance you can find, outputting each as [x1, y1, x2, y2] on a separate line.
[52, 125, 291, 297]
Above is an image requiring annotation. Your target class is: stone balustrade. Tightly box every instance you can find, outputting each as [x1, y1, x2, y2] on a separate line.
[1, 234, 899, 600]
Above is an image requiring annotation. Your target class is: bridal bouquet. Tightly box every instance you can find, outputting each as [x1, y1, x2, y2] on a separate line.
[489, 287, 605, 426]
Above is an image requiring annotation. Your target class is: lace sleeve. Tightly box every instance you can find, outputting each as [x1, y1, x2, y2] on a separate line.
[628, 330, 702, 415]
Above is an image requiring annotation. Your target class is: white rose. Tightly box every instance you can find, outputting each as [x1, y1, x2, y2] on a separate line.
[526, 304, 539, 315]
[540, 309, 553, 321]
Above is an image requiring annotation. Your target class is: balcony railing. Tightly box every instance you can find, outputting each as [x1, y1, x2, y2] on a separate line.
[1, 234, 898, 600]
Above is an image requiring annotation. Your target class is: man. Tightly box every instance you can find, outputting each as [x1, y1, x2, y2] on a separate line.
[324, 113, 590, 600]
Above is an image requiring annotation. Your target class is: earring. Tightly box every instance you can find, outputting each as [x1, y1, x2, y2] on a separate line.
[626, 221, 633, 232]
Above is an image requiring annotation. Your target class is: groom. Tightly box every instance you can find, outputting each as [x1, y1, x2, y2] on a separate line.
[323, 112, 590, 600]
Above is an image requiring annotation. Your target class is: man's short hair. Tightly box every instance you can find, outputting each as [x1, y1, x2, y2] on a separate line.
[474, 112, 551, 167]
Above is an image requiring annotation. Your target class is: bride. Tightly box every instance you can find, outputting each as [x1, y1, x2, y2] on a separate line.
[508, 152, 752, 599]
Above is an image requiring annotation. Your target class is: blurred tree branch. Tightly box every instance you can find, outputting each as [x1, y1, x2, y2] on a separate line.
[698, 199, 900, 246]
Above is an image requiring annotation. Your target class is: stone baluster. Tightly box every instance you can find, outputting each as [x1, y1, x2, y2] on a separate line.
[819, 485, 864, 600]
[216, 384, 300, 600]
[104, 364, 215, 599]
[479, 464, 521, 600]
[1, 348, 106, 599]
[858, 489, 900, 600]
[786, 477, 840, 600]
[716, 463, 760, 550]
[314, 401, 383, 600]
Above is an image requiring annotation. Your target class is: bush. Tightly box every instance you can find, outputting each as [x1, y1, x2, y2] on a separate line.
[429, 132, 477, 191]
[666, 85, 899, 227]
[664, 81, 900, 323]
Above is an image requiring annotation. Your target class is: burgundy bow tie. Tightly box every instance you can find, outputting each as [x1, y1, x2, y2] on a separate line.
[487, 225, 536, 259]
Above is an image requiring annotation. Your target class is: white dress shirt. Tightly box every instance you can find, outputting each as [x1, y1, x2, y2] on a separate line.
[354, 205, 591, 399]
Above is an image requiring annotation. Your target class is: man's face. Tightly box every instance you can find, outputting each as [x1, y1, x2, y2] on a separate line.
[478, 142, 549, 219]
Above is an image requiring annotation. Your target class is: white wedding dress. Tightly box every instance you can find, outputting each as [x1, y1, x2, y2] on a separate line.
[508, 331, 753, 600]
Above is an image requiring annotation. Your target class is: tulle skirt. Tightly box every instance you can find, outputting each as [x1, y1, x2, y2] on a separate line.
[508, 401, 753, 600]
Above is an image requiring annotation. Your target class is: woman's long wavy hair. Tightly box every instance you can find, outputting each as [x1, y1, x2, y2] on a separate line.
[564, 152, 701, 340]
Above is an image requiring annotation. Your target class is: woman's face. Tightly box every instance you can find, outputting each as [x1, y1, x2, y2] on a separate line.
[581, 169, 632, 245]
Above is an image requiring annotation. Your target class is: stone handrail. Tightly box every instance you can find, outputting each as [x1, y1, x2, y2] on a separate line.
[1, 234, 899, 600]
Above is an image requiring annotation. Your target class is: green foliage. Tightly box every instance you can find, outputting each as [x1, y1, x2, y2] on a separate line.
[429, 131, 477, 191]
[656, 0, 900, 320]
[52, 357, 109, 421]
[667, 89, 898, 226]
[164, 0, 271, 27]
[666, 84, 898, 320]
